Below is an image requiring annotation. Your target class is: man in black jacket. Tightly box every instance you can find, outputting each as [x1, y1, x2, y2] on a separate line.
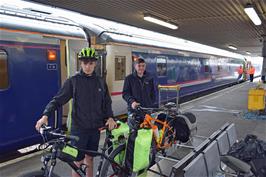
[123, 58, 156, 121]
[122, 58, 156, 172]
[35, 47, 116, 177]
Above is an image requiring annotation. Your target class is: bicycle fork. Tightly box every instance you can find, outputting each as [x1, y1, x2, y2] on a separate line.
[95, 132, 113, 177]
[41, 152, 57, 177]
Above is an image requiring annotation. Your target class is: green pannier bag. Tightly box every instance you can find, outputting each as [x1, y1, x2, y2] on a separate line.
[111, 121, 129, 164]
[133, 128, 153, 172]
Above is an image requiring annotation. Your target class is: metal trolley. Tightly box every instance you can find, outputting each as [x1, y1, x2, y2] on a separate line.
[158, 84, 180, 112]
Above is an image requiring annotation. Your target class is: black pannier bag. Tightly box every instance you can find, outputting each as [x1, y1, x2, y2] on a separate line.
[228, 134, 266, 177]
[155, 113, 191, 143]
[174, 115, 191, 143]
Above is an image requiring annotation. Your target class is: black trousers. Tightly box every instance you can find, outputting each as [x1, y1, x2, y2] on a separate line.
[250, 74, 254, 82]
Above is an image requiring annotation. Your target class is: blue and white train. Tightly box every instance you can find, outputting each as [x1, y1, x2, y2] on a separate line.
[0, 4, 261, 154]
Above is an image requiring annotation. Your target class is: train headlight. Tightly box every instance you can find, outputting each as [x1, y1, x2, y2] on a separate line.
[47, 50, 56, 61]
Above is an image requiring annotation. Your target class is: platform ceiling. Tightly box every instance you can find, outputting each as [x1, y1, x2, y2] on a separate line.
[30, 0, 266, 57]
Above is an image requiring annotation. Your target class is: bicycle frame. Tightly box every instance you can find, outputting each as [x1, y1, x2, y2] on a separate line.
[140, 113, 175, 149]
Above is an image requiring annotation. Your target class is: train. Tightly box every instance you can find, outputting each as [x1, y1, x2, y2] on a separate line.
[0, 4, 262, 154]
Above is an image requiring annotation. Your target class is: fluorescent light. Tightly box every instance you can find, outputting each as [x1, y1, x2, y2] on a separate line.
[246, 51, 251, 55]
[144, 15, 178, 30]
[244, 6, 262, 25]
[228, 45, 237, 50]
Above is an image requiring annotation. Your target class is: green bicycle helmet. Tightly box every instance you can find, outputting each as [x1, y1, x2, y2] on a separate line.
[78, 47, 98, 61]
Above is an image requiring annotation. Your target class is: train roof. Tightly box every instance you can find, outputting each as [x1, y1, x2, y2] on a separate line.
[81, 20, 245, 60]
[43, 6, 245, 60]
[0, 6, 85, 40]
[1, 2, 245, 60]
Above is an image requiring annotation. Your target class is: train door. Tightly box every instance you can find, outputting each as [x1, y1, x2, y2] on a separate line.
[0, 34, 61, 154]
[105, 45, 131, 116]
[63, 40, 87, 129]
[93, 49, 106, 78]
[59, 40, 68, 126]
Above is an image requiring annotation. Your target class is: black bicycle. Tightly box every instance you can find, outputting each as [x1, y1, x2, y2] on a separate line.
[19, 125, 128, 177]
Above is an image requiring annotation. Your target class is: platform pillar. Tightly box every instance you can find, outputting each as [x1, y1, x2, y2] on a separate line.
[261, 35, 266, 83]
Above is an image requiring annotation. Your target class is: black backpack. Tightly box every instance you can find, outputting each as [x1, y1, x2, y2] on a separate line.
[228, 134, 266, 177]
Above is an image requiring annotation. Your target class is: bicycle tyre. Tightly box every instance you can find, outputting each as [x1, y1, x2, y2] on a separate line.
[100, 143, 127, 177]
[182, 112, 197, 125]
[19, 170, 60, 177]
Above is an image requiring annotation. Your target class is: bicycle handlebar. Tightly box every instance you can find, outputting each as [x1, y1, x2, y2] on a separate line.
[40, 125, 79, 142]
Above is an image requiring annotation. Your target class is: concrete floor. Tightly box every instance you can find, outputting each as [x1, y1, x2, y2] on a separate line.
[1, 80, 265, 177]
[181, 80, 266, 141]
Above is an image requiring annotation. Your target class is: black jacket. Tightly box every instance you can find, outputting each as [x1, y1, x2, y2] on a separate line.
[122, 71, 156, 112]
[43, 70, 113, 130]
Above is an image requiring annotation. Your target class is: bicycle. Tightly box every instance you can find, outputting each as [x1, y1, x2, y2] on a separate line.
[137, 103, 182, 154]
[100, 103, 180, 176]
[19, 125, 128, 177]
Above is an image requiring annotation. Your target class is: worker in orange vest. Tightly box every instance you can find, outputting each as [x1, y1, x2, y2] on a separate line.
[236, 65, 243, 81]
[249, 65, 255, 82]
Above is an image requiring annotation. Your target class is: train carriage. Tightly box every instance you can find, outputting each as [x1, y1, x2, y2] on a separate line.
[0, 6, 86, 153]
[0, 4, 261, 154]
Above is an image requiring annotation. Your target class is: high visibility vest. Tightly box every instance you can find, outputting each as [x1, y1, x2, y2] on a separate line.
[237, 68, 243, 74]
[249, 67, 255, 74]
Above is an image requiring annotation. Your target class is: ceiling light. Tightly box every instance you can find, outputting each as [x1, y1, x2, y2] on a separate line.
[144, 14, 178, 30]
[244, 5, 262, 25]
[246, 51, 251, 55]
[228, 45, 237, 50]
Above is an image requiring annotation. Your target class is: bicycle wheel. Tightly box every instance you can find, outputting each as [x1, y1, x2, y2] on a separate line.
[100, 143, 127, 177]
[182, 112, 196, 125]
[19, 170, 60, 177]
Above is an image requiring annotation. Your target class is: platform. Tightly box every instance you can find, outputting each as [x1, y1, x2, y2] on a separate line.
[1, 80, 266, 177]
[181, 79, 266, 141]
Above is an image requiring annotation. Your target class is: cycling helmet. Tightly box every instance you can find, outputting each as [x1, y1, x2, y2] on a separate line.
[78, 47, 98, 61]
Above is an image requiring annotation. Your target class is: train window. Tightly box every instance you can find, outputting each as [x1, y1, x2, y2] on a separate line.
[0, 50, 9, 89]
[157, 57, 167, 76]
[204, 65, 210, 72]
[115, 56, 126, 80]
[217, 65, 222, 71]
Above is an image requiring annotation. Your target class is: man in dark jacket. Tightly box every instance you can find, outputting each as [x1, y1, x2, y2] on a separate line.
[123, 57, 156, 129]
[35, 47, 116, 177]
[123, 58, 156, 116]
[122, 58, 156, 172]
